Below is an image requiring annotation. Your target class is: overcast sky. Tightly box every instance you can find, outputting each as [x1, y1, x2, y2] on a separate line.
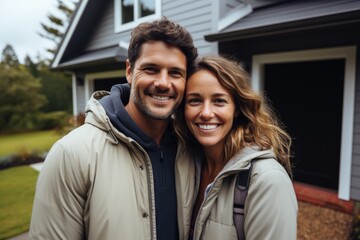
[0, 0, 60, 63]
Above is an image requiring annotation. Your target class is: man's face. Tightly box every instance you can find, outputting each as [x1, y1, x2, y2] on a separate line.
[126, 41, 187, 121]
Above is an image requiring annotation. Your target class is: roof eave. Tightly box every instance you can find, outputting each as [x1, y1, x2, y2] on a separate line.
[205, 9, 360, 42]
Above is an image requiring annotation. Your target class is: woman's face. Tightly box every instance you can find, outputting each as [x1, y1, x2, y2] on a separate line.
[184, 69, 237, 149]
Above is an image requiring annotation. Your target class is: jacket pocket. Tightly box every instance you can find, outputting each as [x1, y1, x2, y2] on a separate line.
[200, 219, 237, 240]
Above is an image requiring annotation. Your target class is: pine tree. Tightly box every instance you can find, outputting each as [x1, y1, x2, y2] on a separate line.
[1, 44, 20, 67]
[24, 55, 40, 77]
[38, 0, 78, 58]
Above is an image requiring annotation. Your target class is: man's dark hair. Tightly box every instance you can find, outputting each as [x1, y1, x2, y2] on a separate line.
[128, 17, 198, 75]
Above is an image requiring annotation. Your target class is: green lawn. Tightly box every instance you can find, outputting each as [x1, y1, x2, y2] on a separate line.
[0, 130, 63, 239]
[0, 166, 39, 239]
[0, 130, 61, 156]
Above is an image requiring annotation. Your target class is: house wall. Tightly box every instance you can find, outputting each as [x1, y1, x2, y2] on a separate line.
[75, 83, 86, 116]
[352, 47, 360, 199]
[85, 0, 128, 52]
[84, 0, 217, 55]
[162, 0, 217, 55]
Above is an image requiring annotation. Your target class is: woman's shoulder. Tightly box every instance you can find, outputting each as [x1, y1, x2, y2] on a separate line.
[251, 158, 291, 182]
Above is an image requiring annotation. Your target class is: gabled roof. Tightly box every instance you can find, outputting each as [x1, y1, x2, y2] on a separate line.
[205, 0, 360, 42]
[50, 0, 127, 70]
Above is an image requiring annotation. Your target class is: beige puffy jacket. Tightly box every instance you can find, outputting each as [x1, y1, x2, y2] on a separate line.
[29, 91, 196, 240]
[191, 148, 298, 240]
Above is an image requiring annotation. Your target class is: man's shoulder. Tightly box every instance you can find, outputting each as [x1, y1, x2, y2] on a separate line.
[57, 124, 106, 148]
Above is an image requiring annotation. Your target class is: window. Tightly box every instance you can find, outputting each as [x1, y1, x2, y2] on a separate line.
[115, 0, 161, 32]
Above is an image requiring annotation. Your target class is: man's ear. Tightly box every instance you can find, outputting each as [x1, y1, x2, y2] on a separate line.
[126, 59, 132, 84]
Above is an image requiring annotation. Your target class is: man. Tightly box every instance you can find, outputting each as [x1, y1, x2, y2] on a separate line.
[29, 17, 198, 240]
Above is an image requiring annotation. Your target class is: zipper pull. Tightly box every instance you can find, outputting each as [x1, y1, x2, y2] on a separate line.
[160, 147, 164, 162]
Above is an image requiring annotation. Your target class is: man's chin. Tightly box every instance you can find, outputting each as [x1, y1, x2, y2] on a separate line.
[145, 109, 174, 120]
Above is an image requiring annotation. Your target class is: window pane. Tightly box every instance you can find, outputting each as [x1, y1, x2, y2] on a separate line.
[122, 0, 134, 24]
[140, 0, 155, 18]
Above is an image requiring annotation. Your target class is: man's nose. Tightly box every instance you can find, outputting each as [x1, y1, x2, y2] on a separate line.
[154, 71, 171, 89]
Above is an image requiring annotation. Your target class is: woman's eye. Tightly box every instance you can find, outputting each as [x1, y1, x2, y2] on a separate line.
[214, 98, 227, 104]
[186, 98, 201, 105]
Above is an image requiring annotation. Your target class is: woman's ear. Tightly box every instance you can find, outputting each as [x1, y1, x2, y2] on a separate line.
[126, 60, 132, 84]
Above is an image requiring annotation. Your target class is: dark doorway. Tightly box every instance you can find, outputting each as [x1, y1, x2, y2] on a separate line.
[94, 77, 127, 92]
[264, 59, 345, 190]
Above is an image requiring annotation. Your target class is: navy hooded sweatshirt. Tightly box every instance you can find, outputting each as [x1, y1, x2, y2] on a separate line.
[99, 83, 179, 240]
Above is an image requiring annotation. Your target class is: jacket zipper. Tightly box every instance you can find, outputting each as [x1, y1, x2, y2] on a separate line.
[159, 147, 167, 187]
[131, 141, 157, 240]
[192, 168, 250, 239]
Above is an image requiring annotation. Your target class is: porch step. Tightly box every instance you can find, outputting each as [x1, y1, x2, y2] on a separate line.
[293, 182, 354, 214]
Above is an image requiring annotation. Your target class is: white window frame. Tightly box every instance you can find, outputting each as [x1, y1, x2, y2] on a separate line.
[252, 46, 357, 201]
[114, 0, 161, 33]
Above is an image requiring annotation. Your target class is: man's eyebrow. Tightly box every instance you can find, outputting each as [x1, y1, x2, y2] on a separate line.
[138, 62, 186, 75]
[138, 62, 157, 68]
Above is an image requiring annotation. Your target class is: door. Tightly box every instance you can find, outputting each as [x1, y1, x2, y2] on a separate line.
[264, 59, 345, 190]
[94, 77, 127, 92]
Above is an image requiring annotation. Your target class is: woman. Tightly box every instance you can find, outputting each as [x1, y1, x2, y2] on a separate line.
[175, 56, 298, 240]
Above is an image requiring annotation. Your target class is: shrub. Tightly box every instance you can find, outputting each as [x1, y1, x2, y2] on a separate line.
[35, 111, 69, 130]
[58, 112, 85, 135]
[0, 149, 46, 170]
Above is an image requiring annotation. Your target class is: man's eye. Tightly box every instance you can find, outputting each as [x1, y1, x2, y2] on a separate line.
[143, 67, 157, 73]
[170, 71, 183, 78]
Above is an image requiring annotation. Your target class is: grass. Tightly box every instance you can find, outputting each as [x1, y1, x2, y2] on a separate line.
[0, 130, 61, 156]
[0, 166, 39, 239]
[0, 130, 63, 239]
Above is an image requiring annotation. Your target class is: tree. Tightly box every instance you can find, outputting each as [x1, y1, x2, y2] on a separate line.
[37, 61, 73, 113]
[23, 58, 72, 113]
[24, 55, 39, 78]
[38, 0, 78, 58]
[0, 64, 47, 132]
[1, 44, 20, 67]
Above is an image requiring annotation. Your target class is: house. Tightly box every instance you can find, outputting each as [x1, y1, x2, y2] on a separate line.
[51, 0, 360, 208]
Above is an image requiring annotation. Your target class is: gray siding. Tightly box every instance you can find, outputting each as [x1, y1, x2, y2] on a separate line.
[85, 0, 216, 56]
[351, 62, 360, 200]
[85, 0, 131, 52]
[76, 85, 86, 115]
[163, 0, 215, 55]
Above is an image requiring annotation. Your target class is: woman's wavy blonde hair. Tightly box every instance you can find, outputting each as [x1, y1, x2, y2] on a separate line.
[174, 55, 293, 177]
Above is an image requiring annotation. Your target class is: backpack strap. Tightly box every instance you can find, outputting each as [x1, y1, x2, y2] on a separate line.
[233, 161, 254, 240]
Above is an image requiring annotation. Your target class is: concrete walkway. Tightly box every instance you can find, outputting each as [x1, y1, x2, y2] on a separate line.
[29, 162, 44, 172]
[8, 232, 29, 240]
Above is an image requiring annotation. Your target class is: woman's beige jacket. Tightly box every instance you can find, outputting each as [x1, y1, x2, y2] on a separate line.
[29, 91, 196, 240]
[191, 147, 298, 240]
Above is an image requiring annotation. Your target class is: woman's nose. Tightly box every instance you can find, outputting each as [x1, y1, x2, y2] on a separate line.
[199, 103, 214, 118]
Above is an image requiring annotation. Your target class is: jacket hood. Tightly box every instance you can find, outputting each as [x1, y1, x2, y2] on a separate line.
[84, 85, 133, 146]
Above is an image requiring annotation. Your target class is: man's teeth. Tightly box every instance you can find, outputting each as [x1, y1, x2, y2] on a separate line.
[153, 95, 169, 100]
[199, 124, 217, 130]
